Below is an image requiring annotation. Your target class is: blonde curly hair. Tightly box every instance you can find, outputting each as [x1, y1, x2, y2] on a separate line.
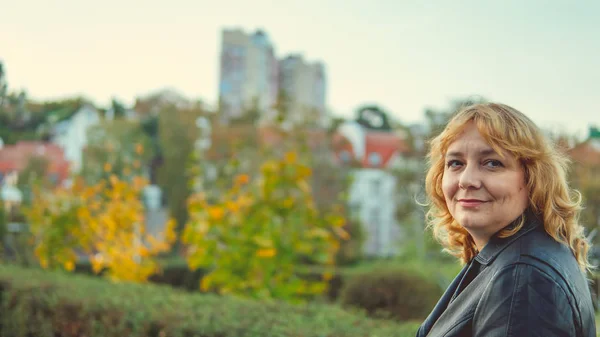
[425, 102, 591, 272]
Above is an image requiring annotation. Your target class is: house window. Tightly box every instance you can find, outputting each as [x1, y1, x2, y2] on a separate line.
[368, 152, 382, 166]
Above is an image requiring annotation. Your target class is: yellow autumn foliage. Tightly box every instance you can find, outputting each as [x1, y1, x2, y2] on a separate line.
[25, 175, 177, 283]
[183, 149, 349, 302]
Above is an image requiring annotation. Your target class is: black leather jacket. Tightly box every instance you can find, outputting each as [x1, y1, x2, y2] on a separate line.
[417, 214, 596, 337]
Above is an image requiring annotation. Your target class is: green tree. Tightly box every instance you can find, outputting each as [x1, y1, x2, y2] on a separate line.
[17, 156, 50, 205]
[0, 61, 7, 108]
[110, 97, 127, 119]
[184, 91, 352, 300]
[156, 104, 205, 236]
[82, 120, 154, 184]
[183, 149, 347, 302]
[0, 202, 7, 259]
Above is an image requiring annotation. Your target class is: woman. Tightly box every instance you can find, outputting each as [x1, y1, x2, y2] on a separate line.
[416, 103, 596, 337]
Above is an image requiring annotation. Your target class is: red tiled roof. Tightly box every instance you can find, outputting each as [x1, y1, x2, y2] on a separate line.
[568, 140, 600, 166]
[362, 132, 407, 168]
[332, 133, 356, 162]
[0, 141, 70, 183]
[332, 128, 408, 169]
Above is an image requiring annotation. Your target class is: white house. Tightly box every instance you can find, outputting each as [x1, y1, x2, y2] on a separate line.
[0, 171, 22, 208]
[333, 108, 409, 257]
[51, 104, 101, 173]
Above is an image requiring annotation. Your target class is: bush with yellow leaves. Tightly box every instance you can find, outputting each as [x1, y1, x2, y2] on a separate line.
[183, 150, 348, 302]
[25, 174, 176, 283]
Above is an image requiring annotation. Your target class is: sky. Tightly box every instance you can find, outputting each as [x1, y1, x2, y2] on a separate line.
[1, 0, 599, 138]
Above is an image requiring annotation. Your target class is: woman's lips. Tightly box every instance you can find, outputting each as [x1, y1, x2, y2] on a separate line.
[458, 199, 487, 208]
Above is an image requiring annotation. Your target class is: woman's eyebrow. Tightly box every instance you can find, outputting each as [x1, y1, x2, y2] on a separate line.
[445, 148, 497, 158]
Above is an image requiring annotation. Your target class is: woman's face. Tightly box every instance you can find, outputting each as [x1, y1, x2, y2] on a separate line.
[442, 122, 529, 248]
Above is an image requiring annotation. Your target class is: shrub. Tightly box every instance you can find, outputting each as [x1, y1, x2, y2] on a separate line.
[334, 216, 365, 266]
[339, 267, 442, 321]
[0, 264, 421, 337]
[24, 174, 176, 282]
[183, 151, 348, 302]
[147, 259, 207, 292]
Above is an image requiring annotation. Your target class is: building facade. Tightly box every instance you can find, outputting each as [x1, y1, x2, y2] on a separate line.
[218, 28, 327, 126]
[278, 54, 326, 125]
[219, 28, 278, 123]
[332, 107, 409, 257]
[50, 104, 100, 173]
[0, 141, 70, 186]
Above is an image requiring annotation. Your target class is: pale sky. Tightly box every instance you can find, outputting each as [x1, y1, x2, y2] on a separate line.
[1, 0, 599, 138]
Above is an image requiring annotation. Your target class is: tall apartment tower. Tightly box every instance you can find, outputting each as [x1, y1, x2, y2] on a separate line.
[218, 28, 278, 123]
[278, 54, 327, 125]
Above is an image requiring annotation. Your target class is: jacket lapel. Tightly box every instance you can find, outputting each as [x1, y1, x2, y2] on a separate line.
[416, 263, 469, 337]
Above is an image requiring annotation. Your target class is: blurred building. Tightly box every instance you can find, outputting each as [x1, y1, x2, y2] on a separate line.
[0, 171, 22, 214]
[332, 106, 409, 257]
[569, 126, 600, 166]
[218, 28, 327, 126]
[218, 28, 278, 123]
[49, 103, 101, 172]
[278, 54, 327, 126]
[567, 126, 600, 231]
[0, 141, 70, 186]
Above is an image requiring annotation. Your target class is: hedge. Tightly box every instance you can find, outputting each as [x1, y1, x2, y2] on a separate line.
[74, 257, 461, 302]
[339, 267, 442, 321]
[0, 264, 421, 337]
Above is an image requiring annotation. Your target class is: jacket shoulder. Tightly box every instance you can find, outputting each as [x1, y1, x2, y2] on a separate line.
[474, 262, 579, 337]
[516, 228, 583, 281]
[496, 228, 596, 337]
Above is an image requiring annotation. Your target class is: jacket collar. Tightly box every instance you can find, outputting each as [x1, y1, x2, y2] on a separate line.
[474, 209, 541, 266]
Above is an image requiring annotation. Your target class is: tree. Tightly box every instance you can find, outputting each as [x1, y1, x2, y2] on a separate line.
[110, 97, 127, 119]
[184, 93, 352, 300]
[0, 202, 7, 259]
[183, 149, 347, 302]
[0, 61, 7, 108]
[25, 174, 176, 282]
[17, 156, 50, 205]
[156, 104, 205, 237]
[82, 119, 154, 184]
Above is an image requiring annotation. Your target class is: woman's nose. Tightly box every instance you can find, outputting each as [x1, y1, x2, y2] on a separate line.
[458, 164, 482, 190]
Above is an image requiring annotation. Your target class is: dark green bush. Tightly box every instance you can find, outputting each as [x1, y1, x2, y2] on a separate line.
[334, 217, 365, 266]
[339, 267, 442, 321]
[75, 257, 207, 292]
[0, 264, 420, 337]
[148, 262, 206, 291]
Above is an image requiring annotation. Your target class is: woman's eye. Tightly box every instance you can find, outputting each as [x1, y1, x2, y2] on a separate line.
[446, 160, 462, 168]
[484, 160, 503, 168]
